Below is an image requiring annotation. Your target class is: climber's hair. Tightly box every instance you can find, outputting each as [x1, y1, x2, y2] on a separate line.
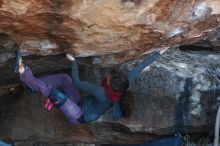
[110, 68, 129, 93]
[110, 68, 134, 118]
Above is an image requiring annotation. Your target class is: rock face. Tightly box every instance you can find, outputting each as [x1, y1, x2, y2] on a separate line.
[0, 0, 220, 85]
[0, 49, 220, 144]
[1, 0, 220, 145]
[0, 0, 220, 65]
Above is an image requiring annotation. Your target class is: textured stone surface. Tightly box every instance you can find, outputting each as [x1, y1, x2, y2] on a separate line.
[0, 49, 220, 144]
[94, 49, 220, 135]
[1, 0, 220, 145]
[0, 0, 220, 66]
[13, 141, 95, 146]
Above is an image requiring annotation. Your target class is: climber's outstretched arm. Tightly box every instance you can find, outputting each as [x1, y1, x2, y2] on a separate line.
[127, 48, 168, 82]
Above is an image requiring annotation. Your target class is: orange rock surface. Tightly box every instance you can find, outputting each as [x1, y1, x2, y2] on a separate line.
[0, 0, 219, 65]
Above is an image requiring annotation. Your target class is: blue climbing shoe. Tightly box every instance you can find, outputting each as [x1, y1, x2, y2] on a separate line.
[14, 50, 23, 73]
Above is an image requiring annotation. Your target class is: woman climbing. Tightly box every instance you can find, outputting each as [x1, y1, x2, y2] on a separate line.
[66, 48, 168, 123]
[15, 48, 167, 124]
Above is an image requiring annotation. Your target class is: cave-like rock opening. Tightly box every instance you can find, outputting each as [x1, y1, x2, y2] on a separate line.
[0, 0, 220, 145]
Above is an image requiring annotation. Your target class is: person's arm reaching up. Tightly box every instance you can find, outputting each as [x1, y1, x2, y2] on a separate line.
[127, 48, 168, 82]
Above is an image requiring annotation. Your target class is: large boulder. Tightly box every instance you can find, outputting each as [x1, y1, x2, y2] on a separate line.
[0, 49, 219, 144]
[0, 0, 220, 145]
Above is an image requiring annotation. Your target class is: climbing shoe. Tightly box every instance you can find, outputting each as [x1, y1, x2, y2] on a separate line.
[14, 50, 23, 73]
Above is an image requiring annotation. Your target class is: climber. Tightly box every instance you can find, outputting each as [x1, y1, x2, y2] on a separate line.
[15, 48, 167, 124]
[65, 47, 168, 123]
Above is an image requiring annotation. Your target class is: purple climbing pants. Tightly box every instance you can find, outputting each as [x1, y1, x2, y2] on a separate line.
[20, 67, 83, 124]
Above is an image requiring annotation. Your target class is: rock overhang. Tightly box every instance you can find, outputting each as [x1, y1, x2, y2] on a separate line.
[0, 0, 220, 144]
[0, 0, 219, 66]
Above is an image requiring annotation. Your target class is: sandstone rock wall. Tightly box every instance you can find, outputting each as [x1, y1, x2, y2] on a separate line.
[0, 0, 220, 66]
[0, 0, 220, 145]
